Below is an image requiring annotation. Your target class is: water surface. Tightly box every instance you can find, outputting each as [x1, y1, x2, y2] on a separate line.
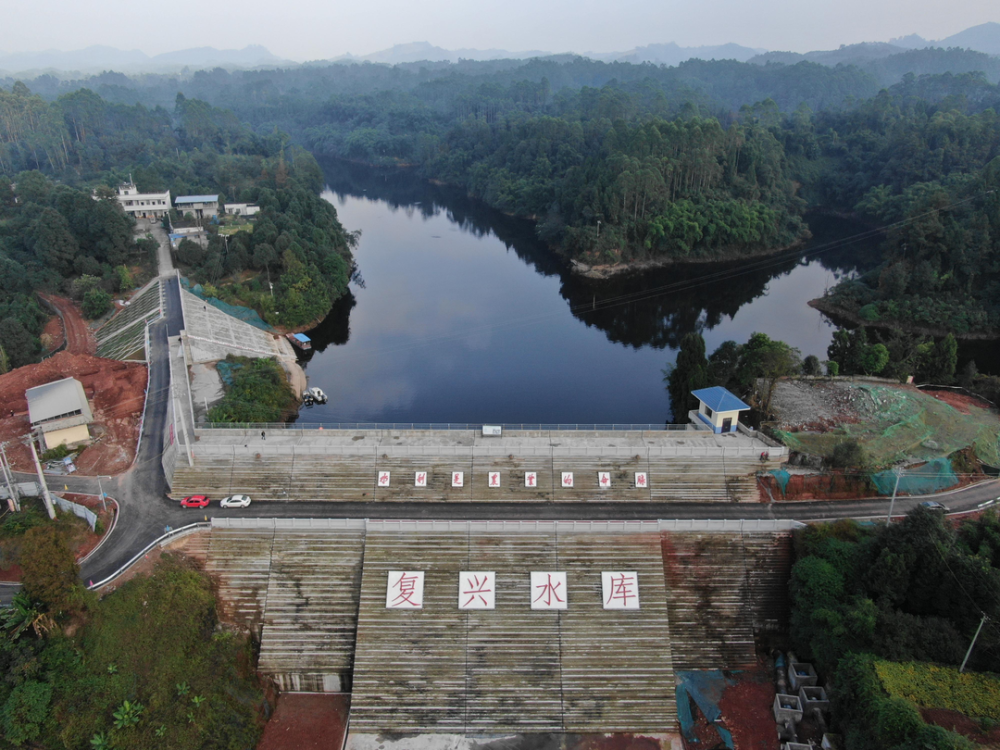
[297, 162, 877, 424]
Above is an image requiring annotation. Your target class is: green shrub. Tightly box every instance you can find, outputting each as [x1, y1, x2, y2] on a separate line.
[830, 439, 869, 470]
[206, 355, 297, 423]
[40, 444, 71, 462]
[859, 303, 881, 322]
[877, 695, 923, 746]
[81, 288, 111, 319]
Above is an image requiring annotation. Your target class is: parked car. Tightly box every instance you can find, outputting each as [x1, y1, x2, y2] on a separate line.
[180, 495, 210, 508]
[220, 494, 252, 508]
[920, 500, 949, 513]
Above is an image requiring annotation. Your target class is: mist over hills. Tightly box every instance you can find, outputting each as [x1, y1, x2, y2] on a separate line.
[0, 21, 997, 77]
[0, 44, 291, 75]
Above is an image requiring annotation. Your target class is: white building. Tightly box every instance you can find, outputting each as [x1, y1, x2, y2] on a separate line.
[175, 194, 219, 220]
[115, 182, 171, 219]
[26, 377, 94, 451]
[690, 387, 751, 434]
[224, 202, 260, 217]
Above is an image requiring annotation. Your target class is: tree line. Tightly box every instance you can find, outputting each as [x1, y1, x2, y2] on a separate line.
[0, 84, 355, 367]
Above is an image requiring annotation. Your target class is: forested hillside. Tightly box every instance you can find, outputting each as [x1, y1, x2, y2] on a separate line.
[0, 84, 355, 366]
[4, 50, 1000, 342]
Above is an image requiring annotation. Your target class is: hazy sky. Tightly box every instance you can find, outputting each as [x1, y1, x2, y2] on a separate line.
[4, 0, 997, 60]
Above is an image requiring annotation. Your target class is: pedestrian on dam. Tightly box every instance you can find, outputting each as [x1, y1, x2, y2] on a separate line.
[261, 430, 266, 441]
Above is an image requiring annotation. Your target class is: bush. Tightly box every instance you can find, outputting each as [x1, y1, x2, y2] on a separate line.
[830, 439, 868, 470]
[877, 695, 923, 746]
[40, 444, 71, 462]
[81, 288, 111, 319]
[206, 355, 297, 423]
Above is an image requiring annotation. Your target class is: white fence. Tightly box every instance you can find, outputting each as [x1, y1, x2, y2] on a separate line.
[52, 495, 98, 531]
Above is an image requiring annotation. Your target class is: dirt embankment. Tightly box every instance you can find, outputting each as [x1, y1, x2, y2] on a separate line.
[36, 293, 97, 355]
[0, 351, 147, 475]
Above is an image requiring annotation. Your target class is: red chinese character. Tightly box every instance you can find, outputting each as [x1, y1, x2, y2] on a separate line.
[527, 473, 536, 486]
[606, 573, 637, 606]
[462, 575, 492, 607]
[453, 473, 462, 483]
[600, 474, 610, 486]
[391, 573, 421, 606]
[533, 573, 564, 606]
[379, 472, 390, 485]
[489, 472, 500, 487]
[636, 474, 646, 487]
[417, 473, 426, 483]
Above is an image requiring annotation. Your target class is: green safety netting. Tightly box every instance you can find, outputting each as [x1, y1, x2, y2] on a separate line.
[774, 384, 1000, 468]
[769, 469, 791, 495]
[870, 458, 959, 496]
[181, 277, 272, 331]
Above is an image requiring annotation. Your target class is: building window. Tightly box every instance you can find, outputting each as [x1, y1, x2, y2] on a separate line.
[704, 406, 713, 418]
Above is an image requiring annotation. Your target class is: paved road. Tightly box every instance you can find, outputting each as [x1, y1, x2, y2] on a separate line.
[9, 269, 999, 591]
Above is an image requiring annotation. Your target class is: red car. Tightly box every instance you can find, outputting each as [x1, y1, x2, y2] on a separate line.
[180, 495, 210, 508]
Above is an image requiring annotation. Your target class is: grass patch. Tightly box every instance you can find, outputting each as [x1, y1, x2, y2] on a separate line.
[877, 661, 1000, 720]
[207, 354, 297, 423]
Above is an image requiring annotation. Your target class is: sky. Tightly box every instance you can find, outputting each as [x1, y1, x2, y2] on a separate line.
[2, 0, 997, 61]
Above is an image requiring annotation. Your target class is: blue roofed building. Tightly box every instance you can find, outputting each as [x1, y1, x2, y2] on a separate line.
[175, 194, 219, 220]
[690, 387, 751, 434]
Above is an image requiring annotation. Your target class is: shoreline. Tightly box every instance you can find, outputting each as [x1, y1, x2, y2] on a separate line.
[568, 235, 811, 280]
[808, 297, 1000, 341]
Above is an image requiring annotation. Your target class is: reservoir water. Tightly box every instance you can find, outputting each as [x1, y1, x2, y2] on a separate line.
[296, 161, 878, 425]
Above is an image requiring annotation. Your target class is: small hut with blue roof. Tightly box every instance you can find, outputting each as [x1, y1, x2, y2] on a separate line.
[690, 387, 751, 434]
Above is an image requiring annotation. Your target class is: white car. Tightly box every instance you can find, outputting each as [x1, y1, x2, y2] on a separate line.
[219, 494, 252, 508]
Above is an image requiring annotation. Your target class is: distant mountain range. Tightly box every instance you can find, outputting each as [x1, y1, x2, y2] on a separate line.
[751, 22, 1000, 66]
[0, 44, 292, 74]
[1, 22, 998, 76]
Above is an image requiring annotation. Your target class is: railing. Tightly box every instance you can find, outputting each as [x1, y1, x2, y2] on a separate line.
[198, 422, 698, 432]
[210, 517, 806, 533]
[87, 522, 211, 590]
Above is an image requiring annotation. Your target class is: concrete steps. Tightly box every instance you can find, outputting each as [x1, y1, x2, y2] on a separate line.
[171, 451, 767, 503]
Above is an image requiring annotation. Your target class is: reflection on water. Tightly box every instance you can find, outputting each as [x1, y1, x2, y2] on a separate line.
[298, 160, 878, 424]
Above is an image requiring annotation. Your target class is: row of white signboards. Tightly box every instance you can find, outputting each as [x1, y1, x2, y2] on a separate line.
[377, 471, 649, 488]
[385, 570, 641, 611]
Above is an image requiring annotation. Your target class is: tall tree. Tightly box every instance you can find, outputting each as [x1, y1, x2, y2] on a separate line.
[665, 332, 711, 421]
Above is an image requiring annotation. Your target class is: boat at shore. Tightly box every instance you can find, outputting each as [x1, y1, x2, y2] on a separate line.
[287, 333, 312, 350]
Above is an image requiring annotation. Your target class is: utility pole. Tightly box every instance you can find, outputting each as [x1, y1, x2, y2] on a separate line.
[961, 614, 988, 673]
[886, 467, 903, 523]
[96, 475, 108, 512]
[0, 443, 19, 512]
[27, 437, 56, 519]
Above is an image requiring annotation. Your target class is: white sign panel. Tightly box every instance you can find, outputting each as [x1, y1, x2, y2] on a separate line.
[602, 571, 640, 610]
[377, 471, 391, 487]
[386, 571, 424, 609]
[634, 472, 648, 488]
[482, 425, 503, 437]
[524, 471, 538, 488]
[561, 472, 574, 488]
[488, 471, 501, 488]
[414, 471, 428, 487]
[598, 471, 611, 488]
[459, 571, 496, 609]
[452, 471, 464, 488]
[531, 571, 567, 610]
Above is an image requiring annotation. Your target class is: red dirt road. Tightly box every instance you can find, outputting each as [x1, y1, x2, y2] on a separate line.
[37, 293, 96, 355]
